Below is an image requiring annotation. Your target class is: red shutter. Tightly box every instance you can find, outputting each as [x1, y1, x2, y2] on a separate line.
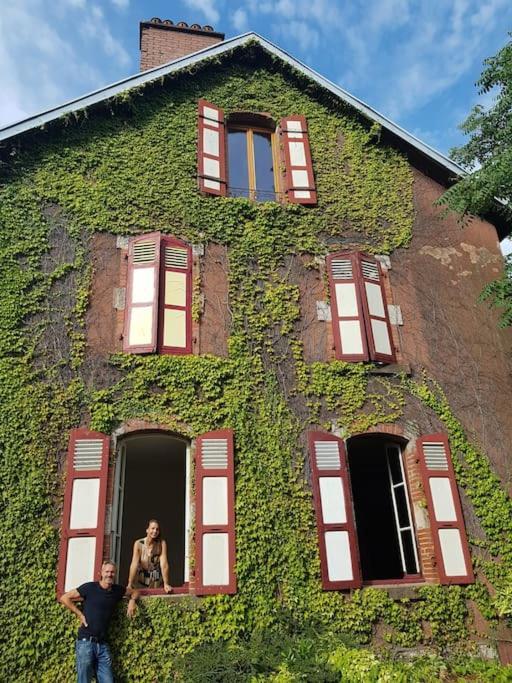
[123, 232, 161, 354]
[159, 237, 192, 354]
[280, 116, 317, 205]
[417, 434, 474, 585]
[198, 100, 227, 196]
[327, 252, 369, 361]
[195, 430, 236, 595]
[356, 254, 395, 363]
[57, 429, 110, 596]
[308, 432, 361, 590]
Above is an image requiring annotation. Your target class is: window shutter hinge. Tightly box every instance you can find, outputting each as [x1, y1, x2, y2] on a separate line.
[375, 254, 391, 270]
[316, 301, 331, 321]
[113, 288, 126, 311]
[388, 304, 403, 325]
[116, 236, 130, 250]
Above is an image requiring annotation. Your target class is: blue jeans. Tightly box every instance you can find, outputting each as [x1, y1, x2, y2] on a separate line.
[75, 639, 114, 683]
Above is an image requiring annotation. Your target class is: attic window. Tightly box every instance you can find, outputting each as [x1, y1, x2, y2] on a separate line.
[197, 100, 317, 204]
[227, 119, 279, 201]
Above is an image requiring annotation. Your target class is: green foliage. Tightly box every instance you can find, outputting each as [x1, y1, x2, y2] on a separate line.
[440, 36, 512, 326]
[0, 48, 509, 681]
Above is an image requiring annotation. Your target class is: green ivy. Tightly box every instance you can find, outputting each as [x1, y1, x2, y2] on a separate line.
[0, 46, 509, 681]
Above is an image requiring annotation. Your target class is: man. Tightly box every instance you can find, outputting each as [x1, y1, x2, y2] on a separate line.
[60, 560, 139, 683]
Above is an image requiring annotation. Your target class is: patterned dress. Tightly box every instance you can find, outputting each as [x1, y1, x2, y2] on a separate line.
[135, 538, 163, 588]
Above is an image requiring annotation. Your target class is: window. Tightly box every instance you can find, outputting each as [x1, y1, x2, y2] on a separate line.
[57, 428, 237, 596]
[308, 431, 473, 590]
[227, 123, 278, 201]
[347, 435, 419, 582]
[327, 251, 395, 363]
[197, 100, 317, 204]
[111, 434, 191, 589]
[123, 232, 192, 355]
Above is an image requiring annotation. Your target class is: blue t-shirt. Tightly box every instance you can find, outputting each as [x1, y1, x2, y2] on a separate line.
[77, 582, 125, 641]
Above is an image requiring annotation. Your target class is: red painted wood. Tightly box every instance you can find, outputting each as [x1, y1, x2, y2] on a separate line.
[195, 429, 236, 595]
[356, 253, 396, 364]
[123, 232, 161, 354]
[280, 116, 317, 205]
[158, 236, 192, 355]
[417, 434, 474, 585]
[308, 431, 361, 590]
[327, 252, 369, 362]
[198, 99, 227, 196]
[57, 429, 110, 597]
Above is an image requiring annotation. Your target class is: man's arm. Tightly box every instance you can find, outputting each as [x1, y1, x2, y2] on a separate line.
[125, 585, 140, 618]
[60, 589, 88, 628]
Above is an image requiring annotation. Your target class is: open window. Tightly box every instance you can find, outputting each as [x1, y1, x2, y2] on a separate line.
[327, 251, 395, 363]
[308, 431, 473, 589]
[57, 428, 237, 597]
[347, 434, 419, 583]
[111, 433, 191, 590]
[123, 232, 192, 355]
[197, 100, 316, 204]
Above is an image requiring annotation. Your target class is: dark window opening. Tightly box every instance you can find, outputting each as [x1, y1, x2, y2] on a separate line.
[347, 435, 419, 582]
[111, 433, 189, 588]
[227, 126, 278, 201]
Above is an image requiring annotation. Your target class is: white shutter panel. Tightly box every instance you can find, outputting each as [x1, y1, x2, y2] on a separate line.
[123, 232, 161, 353]
[328, 253, 369, 361]
[280, 116, 317, 204]
[198, 100, 227, 196]
[357, 254, 395, 363]
[195, 430, 236, 595]
[57, 429, 109, 595]
[308, 432, 361, 590]
[418, 434, 474, 584]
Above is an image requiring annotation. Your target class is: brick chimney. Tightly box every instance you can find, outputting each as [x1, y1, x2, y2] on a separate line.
[139, 18, 225, 71]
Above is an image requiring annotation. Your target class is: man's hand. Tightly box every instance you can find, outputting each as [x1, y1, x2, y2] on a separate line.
[164, 583, 173, 594]
[78, 612, 88, 628]
[127, 598, 137, 618]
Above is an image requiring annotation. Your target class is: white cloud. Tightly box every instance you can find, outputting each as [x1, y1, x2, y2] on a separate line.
[111, 0, 129, 8]
[182, 0, 220, 25]
[232, 8, 249, 33]
[329, 0, 511, 123]
[0, 0, 132, 129]
[275, 20, 319, 52]
[80, 4, 130, 66]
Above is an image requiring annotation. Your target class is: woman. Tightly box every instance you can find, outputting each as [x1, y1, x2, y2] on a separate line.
[128, 519, 173, 593]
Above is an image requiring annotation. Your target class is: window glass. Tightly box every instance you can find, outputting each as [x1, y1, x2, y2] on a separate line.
[253, 132, 275, 201]
[227, 130, 249, 198]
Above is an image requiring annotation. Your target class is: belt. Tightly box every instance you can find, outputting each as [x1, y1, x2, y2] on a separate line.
[78, 636, 104, 644]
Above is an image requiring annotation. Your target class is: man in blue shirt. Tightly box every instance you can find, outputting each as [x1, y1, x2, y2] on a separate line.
[60, 560, 139, 683]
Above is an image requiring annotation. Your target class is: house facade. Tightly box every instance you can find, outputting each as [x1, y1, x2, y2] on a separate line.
[1, 18, 511, 681]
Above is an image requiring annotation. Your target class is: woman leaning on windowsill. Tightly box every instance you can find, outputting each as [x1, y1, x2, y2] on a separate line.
[127, 519, 173, 594]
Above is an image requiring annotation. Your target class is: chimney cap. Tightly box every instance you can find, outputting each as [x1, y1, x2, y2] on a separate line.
[139, 18, 225, 45]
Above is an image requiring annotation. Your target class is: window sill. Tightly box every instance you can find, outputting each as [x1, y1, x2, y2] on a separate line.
[368, 362, 411, 376]
[362, 581, 425, 601]
[138, 585, 198, 601]
[137, 583, 190, 598]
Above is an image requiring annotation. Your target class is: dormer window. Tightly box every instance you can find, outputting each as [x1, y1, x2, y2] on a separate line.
[198, 100, 317, 204]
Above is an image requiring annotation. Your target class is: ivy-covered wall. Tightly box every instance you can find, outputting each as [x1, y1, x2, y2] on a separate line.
[1, 45, 511, 681]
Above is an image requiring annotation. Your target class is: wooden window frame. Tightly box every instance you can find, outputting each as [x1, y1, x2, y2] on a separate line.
[226, 124, 281, 202]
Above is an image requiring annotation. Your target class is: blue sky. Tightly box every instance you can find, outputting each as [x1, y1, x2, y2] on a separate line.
[0, 0, 511, 248]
